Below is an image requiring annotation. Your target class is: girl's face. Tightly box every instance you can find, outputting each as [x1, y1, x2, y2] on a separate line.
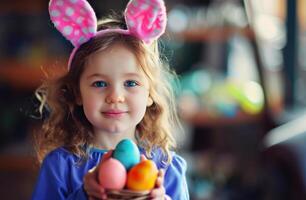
[79, 43, 152, 136]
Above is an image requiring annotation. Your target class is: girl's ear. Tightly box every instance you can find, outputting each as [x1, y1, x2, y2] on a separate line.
[147, 96, 153, 107]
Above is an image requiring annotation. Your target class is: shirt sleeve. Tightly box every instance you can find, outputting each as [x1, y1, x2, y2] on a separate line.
[31, 151, 87, 200]
[164, 153, 190, 200]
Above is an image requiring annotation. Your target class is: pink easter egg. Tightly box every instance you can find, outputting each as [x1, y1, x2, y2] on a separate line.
[98, 158, 127, 189]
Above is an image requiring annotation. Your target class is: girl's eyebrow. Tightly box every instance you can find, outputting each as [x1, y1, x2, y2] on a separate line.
[87, 72, 142, 79]
[123, 73, 142, 78]
[86, 73, 107, 80]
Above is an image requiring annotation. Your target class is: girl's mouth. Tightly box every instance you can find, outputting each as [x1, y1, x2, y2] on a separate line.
[102, 110, 127, 118]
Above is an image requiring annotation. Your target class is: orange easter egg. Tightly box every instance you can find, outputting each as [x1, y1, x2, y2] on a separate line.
[126, 160, 158, 191]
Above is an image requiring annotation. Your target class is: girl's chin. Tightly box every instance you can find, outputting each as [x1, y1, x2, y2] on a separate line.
[107, 130, 123, 134]
[95, 126, 125, 134]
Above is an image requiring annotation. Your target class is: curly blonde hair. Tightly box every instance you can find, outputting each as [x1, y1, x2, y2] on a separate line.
[35, 16, 180, 164]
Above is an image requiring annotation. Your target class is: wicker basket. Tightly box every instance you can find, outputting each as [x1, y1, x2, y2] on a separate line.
[105, 189, 150, 200]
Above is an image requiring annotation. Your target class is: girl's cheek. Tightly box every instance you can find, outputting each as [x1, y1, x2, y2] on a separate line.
[83, 96, 100, 110]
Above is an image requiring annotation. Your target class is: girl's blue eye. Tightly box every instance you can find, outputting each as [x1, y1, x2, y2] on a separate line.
[124, 80, 138, 87]
[93, 81, 107, 88]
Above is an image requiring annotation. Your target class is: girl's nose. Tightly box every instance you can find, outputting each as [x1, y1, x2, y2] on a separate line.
[105, 87, 125, 104]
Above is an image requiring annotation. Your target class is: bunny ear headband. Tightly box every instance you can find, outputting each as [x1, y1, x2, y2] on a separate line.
[49, 0, 167, 69]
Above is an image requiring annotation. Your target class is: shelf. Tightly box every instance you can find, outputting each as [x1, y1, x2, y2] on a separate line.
[0, 0, 46, 14]
[0, 60, 67, 90]
[169, 27, 255, 42]
[180, 111, 263, 127]
[0, 155, 37, 172]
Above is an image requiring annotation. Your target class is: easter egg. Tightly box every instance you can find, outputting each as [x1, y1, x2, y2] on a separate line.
[98, 158, 127, 190]
[127, 160, 158, 191]
[113, 139, 140, 170]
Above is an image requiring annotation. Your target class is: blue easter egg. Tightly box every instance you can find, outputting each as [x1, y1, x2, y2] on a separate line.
[113, 139, 140, 170]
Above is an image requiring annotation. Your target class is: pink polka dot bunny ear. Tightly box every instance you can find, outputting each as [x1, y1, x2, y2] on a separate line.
[125, 0, 167, 44]
[48, 0, 167, 69]
[49, 0, 97, 47]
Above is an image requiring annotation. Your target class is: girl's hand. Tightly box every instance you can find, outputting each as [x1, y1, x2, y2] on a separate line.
[140, 155, 171, 199]
[83, 166, 106, 200]
[150, 169, 171, 200]
[83, 150, 113, 200]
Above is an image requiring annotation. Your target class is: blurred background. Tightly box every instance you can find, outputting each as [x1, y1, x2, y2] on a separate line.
[1, 0, 306, 199]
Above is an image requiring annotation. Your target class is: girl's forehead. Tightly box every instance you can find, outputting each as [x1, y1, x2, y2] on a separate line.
[86, 44, 140, 72]
[82, 44, 150, 83]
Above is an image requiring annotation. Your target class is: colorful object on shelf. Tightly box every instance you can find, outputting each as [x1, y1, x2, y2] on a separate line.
[48, 0, 167, 69]
[180, 69, 212, 96]
[204, 82, 239, 117]
[127, 160, 159, 191]
[227, 81, 264, 114]
[98, 158, 127, 190]
[113, 139, 141, 170]
[179, 70, 265, 117]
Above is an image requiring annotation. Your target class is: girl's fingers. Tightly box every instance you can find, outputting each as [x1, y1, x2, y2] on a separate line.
[155, 176, 163, 187]
[85, 187, 105, 198]
[165, 195, 172, 200]
[84, 167, 105, 198]
[150, 169, 166, 198]
[158, 169, 165, 177]
[88, 166, 97, 173]
[86, 189, 104, 199]
[101, 150, 113, 163]
[86, 178, 104, 192]
[140, 154, 147, 161]
[150, 186, 166, 198]
[84, 171, 100, 190]
[89, 192, 107, 200]
[155, 169, 165, 187]
[101, 193, 108, 200]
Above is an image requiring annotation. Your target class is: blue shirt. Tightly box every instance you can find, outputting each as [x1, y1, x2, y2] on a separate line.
[32, 147, 189, 200]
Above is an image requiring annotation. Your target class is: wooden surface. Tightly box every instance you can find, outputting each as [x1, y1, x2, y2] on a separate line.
[0, 155, 38, 172]
[0, 0, 46, 13]
[0, 60, 67, 90]
[180, 111, 263, 127]
[168, 27, 254, 42]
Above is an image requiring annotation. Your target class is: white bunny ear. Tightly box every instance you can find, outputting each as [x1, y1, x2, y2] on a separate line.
[125, 0, 167, 44]
[49, 0, 97, 47]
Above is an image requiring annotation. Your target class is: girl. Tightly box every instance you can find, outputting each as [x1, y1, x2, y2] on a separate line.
[32, 0, 189, 199]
